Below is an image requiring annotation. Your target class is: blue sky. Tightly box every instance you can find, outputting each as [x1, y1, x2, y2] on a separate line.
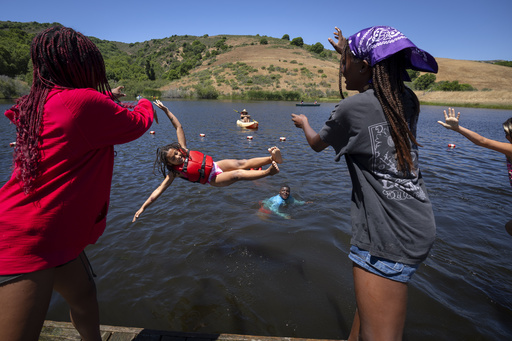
[1, 0, 511, 61]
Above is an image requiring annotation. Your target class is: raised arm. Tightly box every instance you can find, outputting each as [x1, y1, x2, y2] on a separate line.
[328, 26, 347, 55]
[291, 114, 329, 152]
[154, 100, 186, 149]
[438, 108, 512, 158]
[132, 174, 175, 222]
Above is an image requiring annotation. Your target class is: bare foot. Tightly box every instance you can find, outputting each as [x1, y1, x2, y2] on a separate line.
[268, 146, 283, 164]
[268, 161, 280, 175]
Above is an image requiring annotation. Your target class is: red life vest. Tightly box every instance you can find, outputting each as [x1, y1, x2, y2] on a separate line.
[173, 150, 214, 184]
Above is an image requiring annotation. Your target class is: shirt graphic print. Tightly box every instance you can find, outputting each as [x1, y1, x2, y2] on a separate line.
[368, 122, 426, 201]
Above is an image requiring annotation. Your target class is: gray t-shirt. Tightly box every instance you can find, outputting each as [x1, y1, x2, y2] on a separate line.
[319, 89, 436, 264]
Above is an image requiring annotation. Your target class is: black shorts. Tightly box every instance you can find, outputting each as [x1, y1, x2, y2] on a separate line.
[0, 251, 96, 285]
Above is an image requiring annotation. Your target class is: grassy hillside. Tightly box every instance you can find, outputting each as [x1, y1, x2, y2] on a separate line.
[1, 21, 511, 107]
[163, 37, 340, 96]
[164, 36, 512, 106]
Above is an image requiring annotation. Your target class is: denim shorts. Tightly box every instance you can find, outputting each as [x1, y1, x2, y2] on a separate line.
[349, 245, 419, 283]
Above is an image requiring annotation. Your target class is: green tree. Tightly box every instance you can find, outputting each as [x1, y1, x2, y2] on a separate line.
[260, 37, 268, 45]
[165, 69, 180, 81]
[145, 60, 155, 80]
[309, 42, 324, 54]
[407, 69, 420, 81]
[413, 73, 436, 90]
[290, 37, 304, 47]
[193, 83, 219, 99]
[432, 80, 475, 91]
[281, 34, 290, 41]
[0, 29, 31, 77]
[183, 40, 206, 58]
[494, 61, 512, 67]
[214, 37, 228, 50]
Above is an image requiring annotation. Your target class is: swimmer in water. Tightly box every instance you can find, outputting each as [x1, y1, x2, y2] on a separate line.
[260, 185, 312, 219]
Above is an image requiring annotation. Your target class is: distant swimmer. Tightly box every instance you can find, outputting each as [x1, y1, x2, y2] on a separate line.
[133, 100, 283, 222]
[260, 185, 312, 219]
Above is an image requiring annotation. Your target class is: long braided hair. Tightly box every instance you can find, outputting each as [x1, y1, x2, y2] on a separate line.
[372, 51, 421, 173]
[11, 26, 114, 193]
[338, 47, 420, 173]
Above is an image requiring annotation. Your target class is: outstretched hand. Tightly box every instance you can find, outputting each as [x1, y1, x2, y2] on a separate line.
[132, 208, 144, 222]
[111, 86, 126, 99]
[437, 107, 461, 131]
[328, 26, 347, 55]
[291, 113, 308, 129]
[153, 99, 168, 112]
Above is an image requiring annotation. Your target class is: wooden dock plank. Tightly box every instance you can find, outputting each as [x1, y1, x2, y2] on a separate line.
[40, 320, 345, 341]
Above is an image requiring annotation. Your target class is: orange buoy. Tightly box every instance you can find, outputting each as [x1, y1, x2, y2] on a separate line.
[149, 131, 155, 135]
[247, 136, 253, 140]
[279, 137, 286, 141]
[199, 133, 206, 137]
[9, 142, 16, 147]
[448, 144, 456, 148]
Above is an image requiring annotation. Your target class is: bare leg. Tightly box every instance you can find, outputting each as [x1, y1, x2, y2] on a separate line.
[53, 252, 102, 341]
[216, 146, 283, 172]
[347, 308, 361, 341]
[348, 264, 408, 341]
[210, 161, 279, 187]
[0, 268, 55, 341]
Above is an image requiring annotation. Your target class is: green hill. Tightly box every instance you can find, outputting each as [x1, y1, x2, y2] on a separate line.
[1, 20, 512, 108]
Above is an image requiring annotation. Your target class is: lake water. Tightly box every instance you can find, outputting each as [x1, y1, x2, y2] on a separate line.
[1, 99, 511, 340]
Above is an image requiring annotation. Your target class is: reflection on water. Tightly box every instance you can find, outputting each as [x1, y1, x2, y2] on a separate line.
[1, 100, 511, 340]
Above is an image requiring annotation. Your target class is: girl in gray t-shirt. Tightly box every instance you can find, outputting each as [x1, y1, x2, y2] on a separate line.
[292, 25, 438, 340]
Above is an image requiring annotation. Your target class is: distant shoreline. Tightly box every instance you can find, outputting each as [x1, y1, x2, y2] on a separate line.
[2, 92, 512, 111]
[418, 101, 512, 110]
[414, 90, 512, 110]
[313, 90, 512, 110]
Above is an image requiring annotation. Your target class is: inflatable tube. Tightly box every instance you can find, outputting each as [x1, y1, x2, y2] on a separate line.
[237, 120, 259, 129]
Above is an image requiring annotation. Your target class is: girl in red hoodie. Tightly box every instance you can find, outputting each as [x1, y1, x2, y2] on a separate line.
[0, 26, 154, 340]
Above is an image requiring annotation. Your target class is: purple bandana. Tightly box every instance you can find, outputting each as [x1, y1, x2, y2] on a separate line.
[348, 26, 438, 74]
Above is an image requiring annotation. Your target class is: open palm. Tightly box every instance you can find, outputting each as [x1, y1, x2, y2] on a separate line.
[438, 107, 460, 130]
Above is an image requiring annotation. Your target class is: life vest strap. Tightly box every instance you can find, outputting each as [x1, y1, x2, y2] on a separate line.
[182, 151, 190, 174]
[198, 154, 207, 181]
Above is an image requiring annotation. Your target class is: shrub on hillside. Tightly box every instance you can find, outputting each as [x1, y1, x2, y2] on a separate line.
[494, 61, 512, 67]
[142, 89, 162, 98]
[432, 81, 475, 91]
[0, 75, 29, 98]
[407, 69, 420, 81]
[193, 84, 219, 99]
[290, 37, 304, 47]
[309, 42, 324, 54]
[412, 73, 436, 90]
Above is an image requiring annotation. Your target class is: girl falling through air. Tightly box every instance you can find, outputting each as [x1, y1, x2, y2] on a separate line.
[133, 100, 282, 222]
